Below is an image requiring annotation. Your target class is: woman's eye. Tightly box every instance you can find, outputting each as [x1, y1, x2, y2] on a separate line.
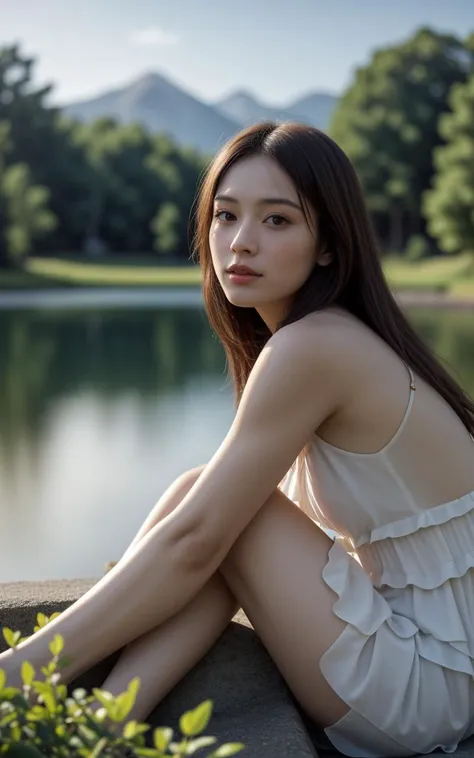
[213, 211, 288, 226]
[214, 210, 234, 222]
[266, 214, 288, 226]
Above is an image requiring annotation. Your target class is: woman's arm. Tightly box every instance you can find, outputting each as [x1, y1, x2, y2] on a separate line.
[163, 318, 347, 573]
[0, 319, 348, 686]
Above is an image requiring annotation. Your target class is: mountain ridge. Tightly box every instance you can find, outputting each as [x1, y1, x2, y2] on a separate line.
[64, 71, 339, 154]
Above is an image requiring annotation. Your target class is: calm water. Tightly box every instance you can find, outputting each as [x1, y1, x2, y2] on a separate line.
[1, 304, 473, 582]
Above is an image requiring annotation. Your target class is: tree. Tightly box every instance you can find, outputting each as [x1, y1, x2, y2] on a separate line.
[0, 44, 93, 255]
[0, 120, 10, 267]
[423, 72, 474, 258]
[152, 202, 180, 254]
[72, 118, 176, 253]
[0, 120, 56, 267]
[0, 43, 212, 260]
[2, 162, 57, 264]
[329, 28, 474, 251]
[147, 134, 207, 259]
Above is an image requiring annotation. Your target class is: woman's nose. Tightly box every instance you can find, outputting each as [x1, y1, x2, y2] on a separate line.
[230, 227, 257, 255]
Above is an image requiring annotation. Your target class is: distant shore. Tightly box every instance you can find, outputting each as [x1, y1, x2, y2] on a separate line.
[0, 252, 473, 309]
[0, 286, 473, 311]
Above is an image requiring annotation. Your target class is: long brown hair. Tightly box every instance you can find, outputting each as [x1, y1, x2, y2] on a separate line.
[192, 121, 474, 445]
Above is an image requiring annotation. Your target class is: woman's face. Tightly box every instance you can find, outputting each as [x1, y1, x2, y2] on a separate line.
[209, 154, 328, 331]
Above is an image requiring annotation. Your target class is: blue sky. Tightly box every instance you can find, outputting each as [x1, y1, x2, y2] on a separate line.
[2, 0, 473, 106]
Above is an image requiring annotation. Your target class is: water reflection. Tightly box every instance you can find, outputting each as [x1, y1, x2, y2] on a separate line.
[0, 306, 472, 581]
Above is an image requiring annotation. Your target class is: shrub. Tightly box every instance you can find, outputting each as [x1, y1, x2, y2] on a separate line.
[405, 234, 433, 261]
[0, 615, 245, 758]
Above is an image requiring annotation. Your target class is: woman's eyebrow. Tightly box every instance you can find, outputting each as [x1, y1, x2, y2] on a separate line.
[213, 195, 303, 212]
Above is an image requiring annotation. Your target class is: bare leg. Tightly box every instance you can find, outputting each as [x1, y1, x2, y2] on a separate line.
[91, 467, 239, 726]
[93, 574, 237, 729]
[0, 466, 237, 691]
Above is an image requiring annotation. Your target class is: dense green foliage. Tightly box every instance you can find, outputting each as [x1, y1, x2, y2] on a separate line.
[423, 71, 474, 256]
[0, 45, 206, 268]
[330, 28, 474, 253]
[0, 616, 244, 757]
[0, 27, 474, 267]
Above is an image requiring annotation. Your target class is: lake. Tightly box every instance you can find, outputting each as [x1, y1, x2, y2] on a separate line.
[1, 301, 473, 582]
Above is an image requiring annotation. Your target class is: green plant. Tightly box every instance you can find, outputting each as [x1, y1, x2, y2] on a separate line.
[0, 615, 245, 758]
[404, 234, 432, 262]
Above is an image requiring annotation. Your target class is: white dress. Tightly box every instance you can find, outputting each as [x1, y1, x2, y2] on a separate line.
[279, 364, 474, 758]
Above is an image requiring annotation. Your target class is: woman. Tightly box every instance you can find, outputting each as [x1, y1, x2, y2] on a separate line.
[2, 121, 474, 757]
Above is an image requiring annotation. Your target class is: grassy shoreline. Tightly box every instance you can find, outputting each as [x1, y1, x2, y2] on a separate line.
[0, 253, 473, 298]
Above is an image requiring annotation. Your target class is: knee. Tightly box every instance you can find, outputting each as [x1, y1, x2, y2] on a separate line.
[175, 463, 207, 493]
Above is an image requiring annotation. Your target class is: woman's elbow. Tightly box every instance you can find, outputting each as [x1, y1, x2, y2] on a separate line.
[168, 513, 223, 574]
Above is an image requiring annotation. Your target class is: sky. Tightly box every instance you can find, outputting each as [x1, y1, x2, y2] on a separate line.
[1, 0, 473, 107]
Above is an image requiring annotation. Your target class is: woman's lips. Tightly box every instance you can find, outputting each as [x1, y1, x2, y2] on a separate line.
[227, 272, 262, 284]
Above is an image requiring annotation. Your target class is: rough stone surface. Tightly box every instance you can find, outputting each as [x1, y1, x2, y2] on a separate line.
[0, 579, 317, 757]
[1, 579, 474, 758]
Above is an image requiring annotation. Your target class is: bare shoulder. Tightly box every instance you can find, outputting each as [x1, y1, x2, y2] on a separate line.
[236, 309, 362, 434]
[269, 308, 372, 380]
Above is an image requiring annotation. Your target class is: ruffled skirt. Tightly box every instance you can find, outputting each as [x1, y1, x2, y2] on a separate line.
[320, 538, 474, 757]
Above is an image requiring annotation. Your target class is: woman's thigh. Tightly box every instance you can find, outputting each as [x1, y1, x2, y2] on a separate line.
[219, 488, 351, 729]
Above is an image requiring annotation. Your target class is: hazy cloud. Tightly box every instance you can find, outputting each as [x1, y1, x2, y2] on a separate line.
[131, 26, 180, 47]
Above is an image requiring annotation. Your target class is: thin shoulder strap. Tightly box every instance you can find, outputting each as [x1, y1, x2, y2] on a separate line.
[400, 361, 416, 421]
[383, 361, 416, 450]
[405, 362, 416, 392]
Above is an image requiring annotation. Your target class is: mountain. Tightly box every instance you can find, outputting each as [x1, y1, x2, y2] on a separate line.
[213, 89, 306, 128]
[287, 92, 338, 130]
[64, 72, 339, 155]
[64, 72, 240, 155]
[214, 89, 338, 131]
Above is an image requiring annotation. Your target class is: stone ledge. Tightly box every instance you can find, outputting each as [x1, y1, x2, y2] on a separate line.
[1, 579, 474, 758]
[0, 579, 317, 757]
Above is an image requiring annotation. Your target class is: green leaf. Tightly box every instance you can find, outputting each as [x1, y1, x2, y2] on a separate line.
[91, 688, 114, 711]
[40, 661, 56, 677]
[0, 668, 6, 690]
[48, 634, 64, 657]
[123, 719, 150, 739]
[35, 613, 49, 628]
[91, 688, 114, 704]
[33, 611, 61, 633]
[109, 690, 134, 722]
[0, 710, 18, 727]
[77, 722, 98, 743]
[20, 661, 35, 686]
[2, 628, 22, 648]
[154, 726, 174, 751]
[10, 722, 21, 741]
[207, 744, 245, 757]
[170, 740, 187, 753]
[179, 700, 212, 737]
[40, 689, 56, 712]
[56, 683, 68, 700]
[25, 705, 48, 721]
[89, 737, 108, 758]
[0, 686, 22, 700]
[184, 736, 217, 754]
[127, 675, 141, 701]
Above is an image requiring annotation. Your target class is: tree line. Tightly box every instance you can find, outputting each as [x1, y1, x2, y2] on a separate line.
[0, 46, 207, 268]
[0, 26, 473, 269]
